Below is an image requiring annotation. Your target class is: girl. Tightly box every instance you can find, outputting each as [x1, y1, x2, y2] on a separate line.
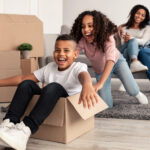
[118, 5, 150, 73]
[70, 10, 148, 108]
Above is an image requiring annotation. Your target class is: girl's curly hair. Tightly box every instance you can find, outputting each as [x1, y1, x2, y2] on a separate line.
[125, 5, 149, 29]
[70, 10, 117, 52]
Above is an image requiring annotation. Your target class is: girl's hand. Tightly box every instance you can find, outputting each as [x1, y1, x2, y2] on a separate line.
[78, 84, 99, 109]
[93, 83, 103, 92]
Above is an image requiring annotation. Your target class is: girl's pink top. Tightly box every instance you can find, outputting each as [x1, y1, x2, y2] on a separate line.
[77, 35, 120, 74]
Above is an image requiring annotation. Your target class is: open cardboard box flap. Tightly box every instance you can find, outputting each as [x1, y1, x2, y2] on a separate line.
[26, 93, 108, 127]
[66, 93, 108, 120]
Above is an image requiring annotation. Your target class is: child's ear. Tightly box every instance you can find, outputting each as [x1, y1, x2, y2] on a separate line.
[74, 50, 79, 59]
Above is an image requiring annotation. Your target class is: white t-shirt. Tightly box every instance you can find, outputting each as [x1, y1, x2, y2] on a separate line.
[121, 25, 150, 46]
[34, 62, 88, 96]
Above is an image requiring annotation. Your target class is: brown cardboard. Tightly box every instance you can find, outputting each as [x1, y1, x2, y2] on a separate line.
[0, 69, 21, 79]
[21, 58, 39, 75]
[0, 86, 17, 102]
[0, 51, 20, 69]
[0, 14, 44, 57]
[25, 94, 108, 143]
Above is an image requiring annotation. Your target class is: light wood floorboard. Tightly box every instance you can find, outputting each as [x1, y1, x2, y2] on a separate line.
[0, 104, 150, 150]
[0, 118, 149, 150]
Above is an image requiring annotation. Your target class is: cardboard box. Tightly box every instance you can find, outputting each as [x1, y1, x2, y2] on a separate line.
[21, 58, 39, 75]
[25, 94, 108, 143]
[0, 69, 21, 79]
[0, 51, 20, 69]
[0, 14, 44, 57]
[0, 86, 17, 102]
[0, 69, 21, 102]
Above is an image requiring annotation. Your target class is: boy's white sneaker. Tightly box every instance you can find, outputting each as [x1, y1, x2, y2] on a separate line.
[135, 92, 148, 104]
[0, 119, 15, 147]
[0, 119, 14, 132]
[0, 121, 31, 150]
[130, 61, 148, 73]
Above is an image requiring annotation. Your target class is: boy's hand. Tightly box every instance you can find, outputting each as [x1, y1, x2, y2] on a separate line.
[78, 84, 99, 109]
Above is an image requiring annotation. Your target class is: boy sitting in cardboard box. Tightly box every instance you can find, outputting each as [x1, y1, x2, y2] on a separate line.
[0, 34, 107, 150]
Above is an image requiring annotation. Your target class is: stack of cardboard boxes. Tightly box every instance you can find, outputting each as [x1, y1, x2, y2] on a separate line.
[0, 14, 44, 102]
[0, 14, 44, 76]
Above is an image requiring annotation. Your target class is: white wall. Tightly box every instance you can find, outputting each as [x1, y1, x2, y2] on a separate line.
[63, 0, 150, 27]
[0, 0, 63, 34]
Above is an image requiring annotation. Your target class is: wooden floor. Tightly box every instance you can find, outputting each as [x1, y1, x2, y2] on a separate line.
[0, 115, 150, 150]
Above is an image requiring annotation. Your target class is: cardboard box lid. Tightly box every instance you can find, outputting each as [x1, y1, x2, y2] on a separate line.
[42, 94, 108, 126]
[66, 94, 108, 120]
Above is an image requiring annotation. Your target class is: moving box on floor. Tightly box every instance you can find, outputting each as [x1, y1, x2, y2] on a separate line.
[0, 14, 44, 57]
[25, 94, 108, 143]
[0, 51, 21, 102]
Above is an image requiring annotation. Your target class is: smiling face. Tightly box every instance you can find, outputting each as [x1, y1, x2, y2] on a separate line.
[81, 15, 95, 43]
[134, 9, 146, 25]
[54, 40, 78, 71]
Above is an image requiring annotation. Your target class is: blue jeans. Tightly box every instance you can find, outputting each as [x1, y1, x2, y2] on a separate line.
[119, 38, 140, 66]
[138, 48, 150, 79]
[95, 54, 139, 108]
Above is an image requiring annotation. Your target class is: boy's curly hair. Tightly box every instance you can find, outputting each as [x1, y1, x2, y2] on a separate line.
[70, 10, 117, 52]
[125, 5, 149, 29]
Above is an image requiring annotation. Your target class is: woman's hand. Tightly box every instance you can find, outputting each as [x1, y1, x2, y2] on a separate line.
[123, 33, 131, 42]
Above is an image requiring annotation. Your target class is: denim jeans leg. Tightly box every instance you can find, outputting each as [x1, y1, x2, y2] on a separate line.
[95, 73, 113, 108]
[113, 54, 139, 96]
[127, 38, 139, 59]
[119, 39, 140, 66]
[23, 82, 69, 134]
[138, 48, 150, 79]
[4, 80, 41, 123]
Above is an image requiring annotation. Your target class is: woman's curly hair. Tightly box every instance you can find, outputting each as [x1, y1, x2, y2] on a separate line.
[70, 10, 117, 52]
[125, 5, 149, 29]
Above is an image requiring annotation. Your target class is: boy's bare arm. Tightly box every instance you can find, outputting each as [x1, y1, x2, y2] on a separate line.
[78, 72, 99, 109]
[0, 73, 39, 87]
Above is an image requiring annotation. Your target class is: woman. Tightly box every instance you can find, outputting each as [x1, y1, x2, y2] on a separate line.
[118, 4, 150, 73]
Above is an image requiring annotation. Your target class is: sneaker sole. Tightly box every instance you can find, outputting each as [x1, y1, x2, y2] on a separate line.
[131, 68, 148, 73]
[0, 132, 25, 150]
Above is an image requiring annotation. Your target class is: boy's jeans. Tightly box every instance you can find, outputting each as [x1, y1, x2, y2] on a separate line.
[119, 38, 140, 66]
[95, 54, 139, 108]
[138, 48, 150, 79]
[4, 80, 69, 134]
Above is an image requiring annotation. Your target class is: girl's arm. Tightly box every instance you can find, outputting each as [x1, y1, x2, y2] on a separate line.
[93, 60, 115, 92]
[78, 71, 99, 109]
[0, 73, 39, 87]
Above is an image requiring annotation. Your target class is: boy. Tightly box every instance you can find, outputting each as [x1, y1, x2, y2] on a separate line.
[0, 34, 99, 150]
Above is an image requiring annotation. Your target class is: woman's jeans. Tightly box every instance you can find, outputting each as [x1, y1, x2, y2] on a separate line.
[95, 54, 139, 108]
[119, 38, 140, 66]
[138, 48, 150, 79]
[4, 80, 69, 134]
